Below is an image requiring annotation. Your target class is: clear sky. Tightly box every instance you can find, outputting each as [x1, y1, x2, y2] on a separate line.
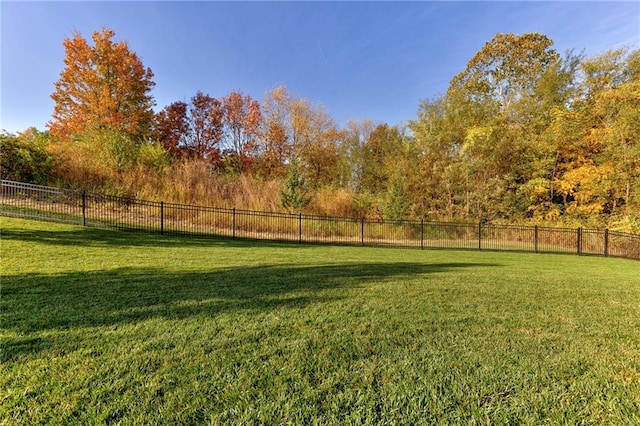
[1, 1, 639, 134]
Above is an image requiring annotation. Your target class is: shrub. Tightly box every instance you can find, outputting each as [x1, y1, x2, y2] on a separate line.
[0, 129, 55, 185]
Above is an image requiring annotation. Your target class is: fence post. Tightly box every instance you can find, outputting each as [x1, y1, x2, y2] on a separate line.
[160, 201, 164, 235]
[421, 219, 424, 250]
[534, 225, 539, 253]
[299, 212, 302, 244]
[361, 216, 365, 247]
[232, 208, 236, 240]
[478, 221, 482, 251]
[577, 227, 583, 255]
[81, 190, 86, 226]
[604, 229, 609, 257]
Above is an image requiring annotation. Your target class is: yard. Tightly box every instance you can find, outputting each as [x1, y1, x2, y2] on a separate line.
[2, 217, 639, 424]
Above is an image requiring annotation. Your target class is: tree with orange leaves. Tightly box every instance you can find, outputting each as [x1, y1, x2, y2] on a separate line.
[221, 91, 262, 173]
[48, 27, 155, 142]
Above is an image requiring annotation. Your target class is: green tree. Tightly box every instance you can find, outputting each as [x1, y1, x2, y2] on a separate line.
[280, 158, 311, 213]
[384, 177, 410, 221]
[449, 33, 574, 219]
[409, 96, 465, 219]
[409, 33, 591, 222]
[450, 32, 559, 117]
[359, 124, 404, 194]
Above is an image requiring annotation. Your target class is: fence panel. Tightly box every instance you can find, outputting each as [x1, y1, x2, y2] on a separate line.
[581, 228, 606, 256]
[363, 219, 421, 249]
[302, 215, 361, 246]
[481, 224, 536, 252]
[535, 226, 578, 254]
[162, 203, 233, 238]
[422, 221, 478, 250]
[608, 231, 640, 260]
[235, 209, 299, 243]
[0, 180, 81, 224]
[84, 193, 161, 233]
[1, 179, 639, 261]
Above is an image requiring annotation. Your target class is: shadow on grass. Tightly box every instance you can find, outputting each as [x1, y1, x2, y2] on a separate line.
[2, 261, 499, 361]
[0, 225, 312, 249]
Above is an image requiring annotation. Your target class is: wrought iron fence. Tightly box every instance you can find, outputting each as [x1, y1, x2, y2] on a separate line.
[1, 179, 639, 260]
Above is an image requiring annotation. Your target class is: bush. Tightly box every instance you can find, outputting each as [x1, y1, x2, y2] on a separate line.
[0, 129, 55, 185]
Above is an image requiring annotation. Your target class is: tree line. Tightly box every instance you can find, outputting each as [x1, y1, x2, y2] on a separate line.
[2, 28, 638, 231]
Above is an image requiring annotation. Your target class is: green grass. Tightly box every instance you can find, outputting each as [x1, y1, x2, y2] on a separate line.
[2, 217, 640, 424]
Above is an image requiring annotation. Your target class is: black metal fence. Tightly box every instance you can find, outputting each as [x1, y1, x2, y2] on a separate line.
[2, 179, 639, 260]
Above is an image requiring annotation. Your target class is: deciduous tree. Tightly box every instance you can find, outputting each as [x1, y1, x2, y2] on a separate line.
[450, 32, 558, 116]
[49, 27, 155, 142]
[155, 93, 224, 163]
[221, 91, 262, 172]
[359, 124, 404, 194]
[155, 101, 188, 157]
[188, 91, 223, 162]
[256, 86, 295, 178]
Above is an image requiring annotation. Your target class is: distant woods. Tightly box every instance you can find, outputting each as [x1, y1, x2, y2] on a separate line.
[2, 28, 639, 231]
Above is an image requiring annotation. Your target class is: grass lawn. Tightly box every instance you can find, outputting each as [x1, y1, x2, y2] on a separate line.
[1, 217, 640, 424]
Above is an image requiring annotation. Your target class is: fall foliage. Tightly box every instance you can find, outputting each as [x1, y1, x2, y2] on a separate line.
[221, 91, 262, 173]
[49, 27, 155, 141]
[6, 29, 639, 232]
[409, 36, 639, 227]
[154, 101, 188, 157]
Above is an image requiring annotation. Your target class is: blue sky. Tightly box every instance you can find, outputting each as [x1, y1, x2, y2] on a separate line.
[2, 1, 639, 134]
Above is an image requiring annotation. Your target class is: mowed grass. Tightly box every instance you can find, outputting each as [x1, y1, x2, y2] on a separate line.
[1, 217, 639, 424]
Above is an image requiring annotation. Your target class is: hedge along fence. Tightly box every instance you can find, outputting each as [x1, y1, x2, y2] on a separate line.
[1, 179, 639, 260]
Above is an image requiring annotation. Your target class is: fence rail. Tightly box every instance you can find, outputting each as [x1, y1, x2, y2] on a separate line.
[1, 179, 639, 260]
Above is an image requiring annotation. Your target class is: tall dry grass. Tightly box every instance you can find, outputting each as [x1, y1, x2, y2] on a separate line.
[308, 187, 360, 218]
[47, 141, 111, 190]
[127, 160, 283, 211]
